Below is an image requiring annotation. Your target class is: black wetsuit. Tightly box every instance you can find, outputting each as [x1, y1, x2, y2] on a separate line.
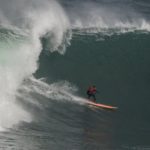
[87, 90, 96, 102]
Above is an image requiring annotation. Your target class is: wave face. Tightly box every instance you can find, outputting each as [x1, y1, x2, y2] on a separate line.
[0, 0, 150, 149]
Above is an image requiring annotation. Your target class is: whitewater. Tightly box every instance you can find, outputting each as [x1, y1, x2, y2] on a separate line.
[0, 0, 71, 130]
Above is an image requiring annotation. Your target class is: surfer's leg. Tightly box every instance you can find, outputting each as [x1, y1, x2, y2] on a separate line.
[92, 94, 96, 102]
[88, 94, 91, 99]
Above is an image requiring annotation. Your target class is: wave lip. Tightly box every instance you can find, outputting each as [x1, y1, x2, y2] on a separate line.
[65, 0, 150, 33]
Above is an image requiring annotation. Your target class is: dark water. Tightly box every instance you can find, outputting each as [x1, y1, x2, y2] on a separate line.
[0, 0, 150, 149]
[36, 32, 150, 149]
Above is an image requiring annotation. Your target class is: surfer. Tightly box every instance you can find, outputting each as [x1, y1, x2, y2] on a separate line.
[86, 85, 97, 102]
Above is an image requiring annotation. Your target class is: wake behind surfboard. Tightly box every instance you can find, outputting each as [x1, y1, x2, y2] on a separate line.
[86, 100, 118, 110]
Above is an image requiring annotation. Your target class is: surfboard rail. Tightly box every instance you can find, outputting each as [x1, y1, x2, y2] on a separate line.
[87, 100, 118, 110]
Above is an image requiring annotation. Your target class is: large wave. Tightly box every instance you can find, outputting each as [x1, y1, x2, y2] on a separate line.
[0, 0, 150, 130]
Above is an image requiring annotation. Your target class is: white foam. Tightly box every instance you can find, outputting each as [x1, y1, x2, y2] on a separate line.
[68, 1, 150, 33]
[20, 77, 88, 109]
[0, 0, 70, 129]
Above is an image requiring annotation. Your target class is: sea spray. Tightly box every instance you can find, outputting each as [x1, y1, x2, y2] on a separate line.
[63, 0, 150, 32]
[0, 0, 70, 129]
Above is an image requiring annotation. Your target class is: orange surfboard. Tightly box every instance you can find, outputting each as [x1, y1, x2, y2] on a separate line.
[87, 101, 118, 110]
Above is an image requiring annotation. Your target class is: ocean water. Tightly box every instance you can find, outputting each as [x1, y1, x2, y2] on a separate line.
[0, 0, 150, 149]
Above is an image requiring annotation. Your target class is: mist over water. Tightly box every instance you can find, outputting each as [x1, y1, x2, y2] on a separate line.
[61, 0, 150, 32]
